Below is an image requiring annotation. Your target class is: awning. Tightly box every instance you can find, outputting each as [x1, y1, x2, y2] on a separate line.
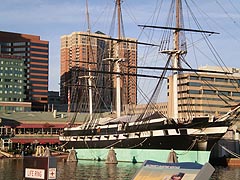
[16, 124, 43, 128]
[10, 138, 61, 144]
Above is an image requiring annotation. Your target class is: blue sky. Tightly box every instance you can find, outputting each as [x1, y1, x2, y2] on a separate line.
[1, 0, 240, 96]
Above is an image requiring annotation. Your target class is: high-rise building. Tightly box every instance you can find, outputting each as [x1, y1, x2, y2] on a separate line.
[168, 66, 240, 120]
[0, 31, 49, 111]
[60, 31, 137, 112]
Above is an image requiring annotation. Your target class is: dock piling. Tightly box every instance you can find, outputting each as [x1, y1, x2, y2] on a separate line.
[67, 147, 78, 162]
[167, 149, 178, 163]
[105, 147, 118, 164]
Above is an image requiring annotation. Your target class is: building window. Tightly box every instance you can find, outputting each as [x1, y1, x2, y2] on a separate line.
[201, 77, 214, 81]
[219, 91, 230, 96]
[13, 42, 26, 46]
[188, 82, 202, 86]
[30, 48, 48, 53]
[13, 47, 26, 51]
[203, 90, 215, 94]
[188, 90, 200, 94]
[190, 76, 199, 80]
[30, 53, 48, 58]
[31, 42, 48, 48]
[215, 78, 228, 83]
[233, 92, 240, 96]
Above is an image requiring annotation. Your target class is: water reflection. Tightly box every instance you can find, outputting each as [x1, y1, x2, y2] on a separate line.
[210, 166, 240, 180]
[0, 158, 23, 180]
[106, 164, 117, 180]
[57, 160, 140, 180]
[0, 158, 239, 180]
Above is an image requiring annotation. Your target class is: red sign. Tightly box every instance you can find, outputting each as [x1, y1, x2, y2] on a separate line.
[48, 168, 57, 179]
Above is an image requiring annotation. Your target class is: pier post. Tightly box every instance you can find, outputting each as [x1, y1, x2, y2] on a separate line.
[132, 156, 137, 164]
[67, 147, 78, 162]
[167, 149, 178, 163]
[43, 147, 51, 157]
[105, 147, 118, 164]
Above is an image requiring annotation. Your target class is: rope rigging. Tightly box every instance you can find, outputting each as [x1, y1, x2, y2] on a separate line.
[64, 0, 240, 128]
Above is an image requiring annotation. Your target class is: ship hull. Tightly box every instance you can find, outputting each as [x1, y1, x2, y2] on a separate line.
[62, 132, 223, 150]
[60, 123, 228, 164]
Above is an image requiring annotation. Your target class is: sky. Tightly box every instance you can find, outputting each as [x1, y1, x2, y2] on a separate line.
[1, 0, 240, 100]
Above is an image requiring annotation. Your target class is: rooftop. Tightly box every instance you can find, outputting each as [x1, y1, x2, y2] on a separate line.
[0, 111, 113, 124]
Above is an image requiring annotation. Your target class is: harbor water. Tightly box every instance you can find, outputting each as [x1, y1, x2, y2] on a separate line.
[0, 158, 239, 180]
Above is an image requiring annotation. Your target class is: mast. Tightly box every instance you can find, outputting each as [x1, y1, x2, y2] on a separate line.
[116, 0, 122, 118]
[85, 0, 93, 127]
[86, 0, 91, 32]
[138, 0, 219, 120]
[172, 0, 181, 121]
[86, 0, 93, 122]
[117, 0, 121, 39]
[116, 60, 121, 118]
[101, 0, 123, 118]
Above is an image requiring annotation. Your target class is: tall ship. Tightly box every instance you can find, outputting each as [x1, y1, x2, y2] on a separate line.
[59, 0, 240, 164]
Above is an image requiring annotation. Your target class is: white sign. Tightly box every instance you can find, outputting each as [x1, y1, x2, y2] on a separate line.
[48, 168, 57, 179]
[25, 168, 45, 179]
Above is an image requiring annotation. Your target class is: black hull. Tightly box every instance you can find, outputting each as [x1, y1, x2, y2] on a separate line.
[63, 133, 224, 151]
[60, 119, 229, 152]
[61, 128, 226, 151]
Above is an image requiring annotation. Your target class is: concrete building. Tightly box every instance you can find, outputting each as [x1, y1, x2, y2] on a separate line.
[0, 31, 49, 111]
[0, 55, 26, 102]
[0, 54, 31, 112]
[60, 31, 137, 112]
[168, 66, 240, 120]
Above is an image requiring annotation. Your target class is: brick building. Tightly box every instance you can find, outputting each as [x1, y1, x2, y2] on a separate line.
[0, 31, 49, 111]
[60, 31, 137, 113]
